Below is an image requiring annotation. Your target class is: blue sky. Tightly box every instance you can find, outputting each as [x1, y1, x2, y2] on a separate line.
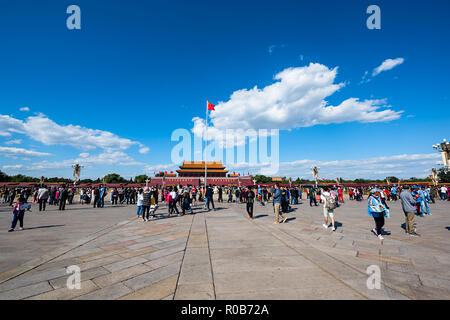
[0, 0, 449, 180]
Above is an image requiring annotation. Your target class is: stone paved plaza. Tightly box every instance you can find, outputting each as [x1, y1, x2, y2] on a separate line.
[0, 197, 449, 300]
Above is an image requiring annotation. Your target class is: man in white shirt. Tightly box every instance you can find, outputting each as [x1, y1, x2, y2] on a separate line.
[37, 185, 49, 211]
[440, 186, 447, 200]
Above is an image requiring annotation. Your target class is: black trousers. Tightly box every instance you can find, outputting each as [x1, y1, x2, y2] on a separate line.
[169, 201, 179, 215]
[142, 205, 150, 219]
[93, 197, 99, 208]
[373, 215, 385, 235]
[38, 199, 47, 211]
[218, 194, 223, 202]
[309, 197, 317, 206]
[246, 202, 254, 218]
[207, 197, 215, 210]
[59, 199, 66, 210]
[112, 197, 118, 205]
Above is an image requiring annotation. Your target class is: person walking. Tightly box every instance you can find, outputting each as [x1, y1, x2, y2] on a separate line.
[37, 185, 49, 212]
[309, 186, 317, 206]
[205, 184, 215, 211]
[272, 184, 287, 224]
[246, 187, 255, 220]
[320, 187, 337, 231]
[142, 187, 151, 221]
[227, 188, 233, 203]
[181, 191, 193, 215]
[400, 185, 420, 236]
[99, 185, 107, 208]
[8, 197, 31, 232]
[218, 186, 223, 203]
[136, 188, 144, 218]
[367, 189, 389, 240]
[58, 186, 68, 211]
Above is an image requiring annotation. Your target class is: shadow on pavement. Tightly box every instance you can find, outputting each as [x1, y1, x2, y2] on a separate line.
[24, 224, 65, 230]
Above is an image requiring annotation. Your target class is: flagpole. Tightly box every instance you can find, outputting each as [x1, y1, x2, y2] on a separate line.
[205, 99, 208, 191]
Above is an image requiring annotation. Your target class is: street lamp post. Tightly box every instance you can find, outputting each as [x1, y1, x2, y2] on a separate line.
[432, 139, 450, 171]
[311, 167, 319, 188]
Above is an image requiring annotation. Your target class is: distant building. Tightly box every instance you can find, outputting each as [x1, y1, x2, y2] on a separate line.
[176, 161, 228, 177]
[272, 177, 282, 182]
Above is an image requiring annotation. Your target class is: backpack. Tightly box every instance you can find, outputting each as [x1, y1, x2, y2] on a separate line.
[325, 194, 337, 210]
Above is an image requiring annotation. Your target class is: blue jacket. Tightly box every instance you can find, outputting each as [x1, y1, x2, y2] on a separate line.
[367, 195, 386, 217]
[273, 189, 282, 204]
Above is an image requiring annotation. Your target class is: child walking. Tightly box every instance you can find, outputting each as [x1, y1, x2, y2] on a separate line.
[8, 197, 31, 232]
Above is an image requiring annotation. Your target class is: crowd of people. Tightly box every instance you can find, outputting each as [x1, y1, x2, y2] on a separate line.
[1, 183, 448, 237]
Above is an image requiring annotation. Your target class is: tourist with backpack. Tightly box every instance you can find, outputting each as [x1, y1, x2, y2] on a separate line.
[367, 188, 389, 240]
[320, 187, 336, 231]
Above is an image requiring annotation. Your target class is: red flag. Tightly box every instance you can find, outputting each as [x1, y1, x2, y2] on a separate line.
[207, 100, 215, 111]
[170, 171, 173, 174]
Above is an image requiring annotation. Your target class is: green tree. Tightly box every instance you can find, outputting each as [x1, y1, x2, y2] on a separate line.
[103, 173, 127, 183]
[134, 174, 150, 184]
[438, 168, 450, 183]
[0, 170, 11, 182]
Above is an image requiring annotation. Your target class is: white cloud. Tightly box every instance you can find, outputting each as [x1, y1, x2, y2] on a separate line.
[20, 107, 30, 112]
[0, 113, 149, 155]
[4, 139, 22, 145]
[21, 115, 138, 151]
[139, 146, 150, 154]
[372, 58, 404, 76]
[0, 115, 25, 137]
[2, 164, 23, 170]
[227, 153, 441, 179]
[0, 146, 51, 157]
[29, 151, 143, 170]
[193, 63, 401, 141]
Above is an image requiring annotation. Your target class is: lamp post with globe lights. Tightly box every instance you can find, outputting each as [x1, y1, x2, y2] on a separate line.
[432, 139, 450, 171]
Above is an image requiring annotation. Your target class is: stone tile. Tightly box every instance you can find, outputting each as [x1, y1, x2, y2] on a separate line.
[178, 263, 212, 285]
[119, 275, 178, 300]
[78, 248, 129, 262]
[75, 283, 132, 300]
[0, 281, 53, 300]
[174, 283, 214, 300]
[123, 263, 181, 291]
[49, 266, 110, 289]
[0, 267, 67, 292]
[77, 254, 124, 271]
[140, 244, 185, 261]
[93, 264, 153, 288]
[126, 240, 164, 250]
[118, 246, 159, 259]
[144, 251, 184, 269]
[104, 256, 148, 273]
[100, 241, 138, 251]
[152, 238, 188, 250]
[27, 280, 99, 300]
